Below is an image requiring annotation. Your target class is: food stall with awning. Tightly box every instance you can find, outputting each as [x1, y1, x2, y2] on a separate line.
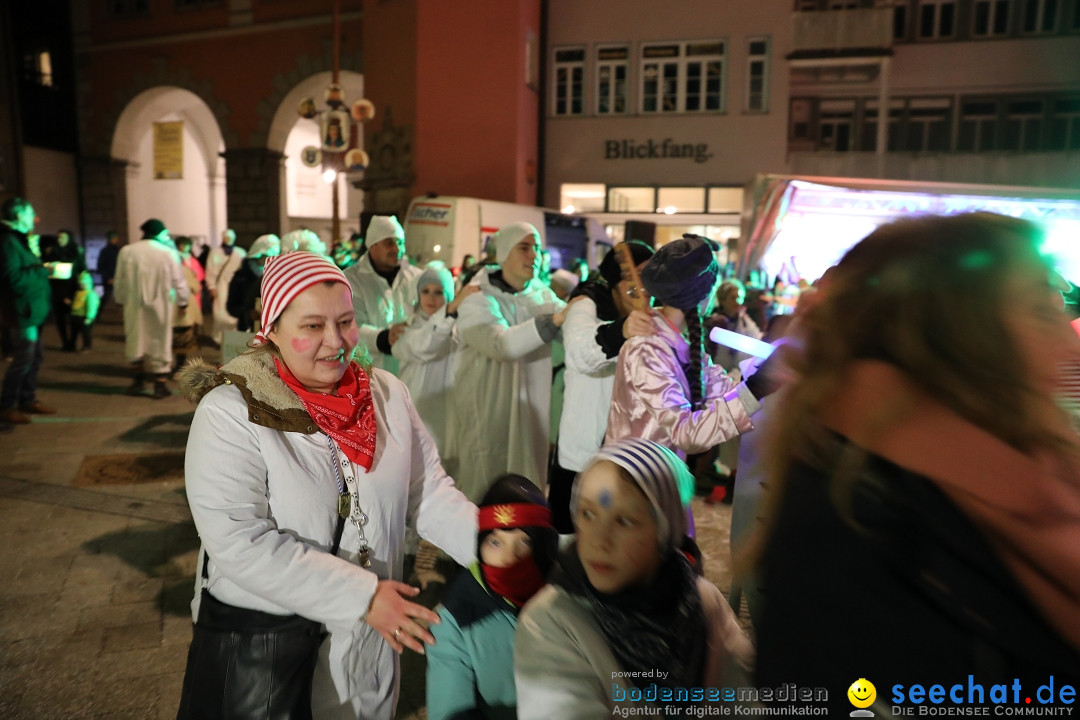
[738, 174, 1080, 285]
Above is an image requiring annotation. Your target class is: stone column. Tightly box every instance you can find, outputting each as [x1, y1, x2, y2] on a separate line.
[222, 148, 285, 245]
[78, 156, 129, 242]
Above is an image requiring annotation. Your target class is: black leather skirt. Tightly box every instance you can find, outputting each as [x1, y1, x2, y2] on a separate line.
[175, 589, 326, 720]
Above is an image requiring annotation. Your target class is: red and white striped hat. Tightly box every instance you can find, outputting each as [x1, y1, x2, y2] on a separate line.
[254, 251, 350, 345]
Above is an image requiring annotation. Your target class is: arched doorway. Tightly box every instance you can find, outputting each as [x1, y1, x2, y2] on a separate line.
[267, 71, 365, 241]
[111, 86, 226, 251]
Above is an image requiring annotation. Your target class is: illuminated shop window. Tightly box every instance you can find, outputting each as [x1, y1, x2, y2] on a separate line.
[607, 187, 656, 212]
[707, 187, 744, 214]
[560, 183, 606, 214]
[657, 187, 706, 214]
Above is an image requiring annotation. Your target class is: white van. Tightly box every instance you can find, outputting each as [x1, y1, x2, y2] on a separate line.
[403, 195, 610, 270]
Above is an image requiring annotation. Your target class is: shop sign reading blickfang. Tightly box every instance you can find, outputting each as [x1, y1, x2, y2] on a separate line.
[604, 138, 714, 164]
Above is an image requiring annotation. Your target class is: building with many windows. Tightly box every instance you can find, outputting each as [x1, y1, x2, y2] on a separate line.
[0, 0, 81, 236]
[542, 0, 1080, 252]
[5, 0, 543, 251]
[544, 0, 791, 252]
[5, 1, 1078, 258]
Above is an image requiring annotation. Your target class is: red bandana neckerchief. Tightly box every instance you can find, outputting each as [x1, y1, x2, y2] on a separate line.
[482, 557, 546, 608]
[273, 357, 378, 471]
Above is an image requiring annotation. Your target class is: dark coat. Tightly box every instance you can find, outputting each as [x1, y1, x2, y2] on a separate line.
[97, 242, 121, 283]
[755, 431, 1080, 716]
[226, 261, 261, 332]
[0, 224, 51, 330]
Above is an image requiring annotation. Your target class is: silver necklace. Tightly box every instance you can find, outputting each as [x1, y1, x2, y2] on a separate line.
[327, 437, 372, 568]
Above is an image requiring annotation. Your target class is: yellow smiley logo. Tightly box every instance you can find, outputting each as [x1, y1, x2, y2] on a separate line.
[848, 678, 876, 709]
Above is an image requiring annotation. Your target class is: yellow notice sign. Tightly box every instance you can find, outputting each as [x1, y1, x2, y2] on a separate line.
[153, 121, 184, 179]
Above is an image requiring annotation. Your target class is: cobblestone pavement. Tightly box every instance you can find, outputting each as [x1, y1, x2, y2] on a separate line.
[0, 305, 740, 720]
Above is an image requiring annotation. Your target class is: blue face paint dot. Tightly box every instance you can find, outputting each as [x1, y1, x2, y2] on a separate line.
[599, 489, 613, 509]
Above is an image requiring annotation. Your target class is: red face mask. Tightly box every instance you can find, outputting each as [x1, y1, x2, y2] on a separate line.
[481, 556, 546, 607]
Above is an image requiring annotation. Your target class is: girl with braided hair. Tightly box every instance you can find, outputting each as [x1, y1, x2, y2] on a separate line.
[605, 234, 760, 462]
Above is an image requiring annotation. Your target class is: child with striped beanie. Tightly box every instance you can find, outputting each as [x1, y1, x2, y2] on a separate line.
[515, 437, 754, 718]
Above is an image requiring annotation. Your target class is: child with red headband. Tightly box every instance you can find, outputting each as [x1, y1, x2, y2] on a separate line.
[426, 474, 557, 720]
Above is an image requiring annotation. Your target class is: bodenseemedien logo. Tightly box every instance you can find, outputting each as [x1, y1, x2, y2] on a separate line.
[609, 677, 830, 716]
[848, 678, 877, 717]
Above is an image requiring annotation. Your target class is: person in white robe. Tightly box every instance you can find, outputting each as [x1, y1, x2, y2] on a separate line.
[344, 216, 422, 376]
[445, 222, 570, 503]
[206, 228, 246, 343]
[114, 218, 189, 399]
[395, 265, 478, 456]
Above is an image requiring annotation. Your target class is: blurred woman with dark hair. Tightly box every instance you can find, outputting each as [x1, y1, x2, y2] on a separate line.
[752, 213, 1080, 715]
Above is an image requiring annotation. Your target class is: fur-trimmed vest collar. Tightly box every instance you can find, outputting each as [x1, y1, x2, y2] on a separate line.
[177, 351, 319, 433]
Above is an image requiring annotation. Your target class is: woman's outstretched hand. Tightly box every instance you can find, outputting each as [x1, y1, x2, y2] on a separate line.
[365, 580, 441, 655]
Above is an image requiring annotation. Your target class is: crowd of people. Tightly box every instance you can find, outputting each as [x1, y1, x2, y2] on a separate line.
[3, 197, 1080, 718]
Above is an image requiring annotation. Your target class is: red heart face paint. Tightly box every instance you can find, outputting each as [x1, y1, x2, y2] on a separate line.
[291, 337, 314, 353]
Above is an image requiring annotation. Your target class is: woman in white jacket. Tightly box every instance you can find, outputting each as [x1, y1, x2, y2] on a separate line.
[394, 265, 477, 456]
[176, 252, 477, 720]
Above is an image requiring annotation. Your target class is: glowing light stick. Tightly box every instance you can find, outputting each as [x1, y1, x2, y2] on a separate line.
[709, 327, 775, 360]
